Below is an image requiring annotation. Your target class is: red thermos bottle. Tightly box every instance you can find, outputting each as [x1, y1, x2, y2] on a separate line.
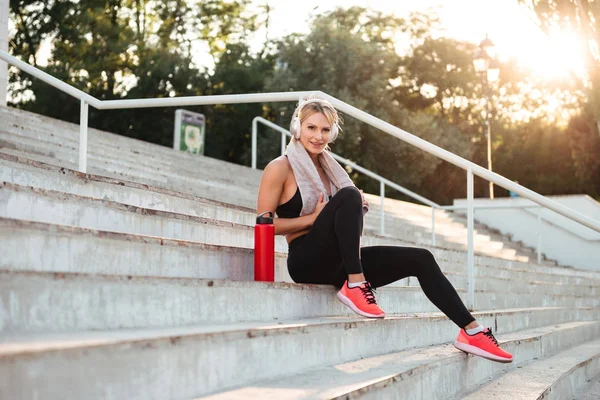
[254, 211, 275, 282]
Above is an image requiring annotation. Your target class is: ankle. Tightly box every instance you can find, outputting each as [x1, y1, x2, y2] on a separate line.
[464, 321, 480, 330]
[348, 273, 366, 284]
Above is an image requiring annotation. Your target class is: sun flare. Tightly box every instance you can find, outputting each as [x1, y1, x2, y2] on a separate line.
[513, 29, 587, 80]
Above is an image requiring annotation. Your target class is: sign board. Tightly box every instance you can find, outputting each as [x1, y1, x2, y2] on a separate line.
[174, 109, 206, 155]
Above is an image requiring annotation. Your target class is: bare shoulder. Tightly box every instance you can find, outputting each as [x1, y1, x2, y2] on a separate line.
[263, 156, 291, 180]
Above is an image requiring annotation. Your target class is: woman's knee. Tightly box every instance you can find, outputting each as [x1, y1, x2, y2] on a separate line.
[335, 186, 362, 207]
[416, 248, 441, 271]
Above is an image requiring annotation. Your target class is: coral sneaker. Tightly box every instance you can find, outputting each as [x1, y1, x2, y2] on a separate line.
[454, 327, 513, 363]
[336, 281, 385, 318]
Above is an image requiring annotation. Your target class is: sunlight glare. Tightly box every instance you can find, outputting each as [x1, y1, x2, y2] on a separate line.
[516, 29, 586, 80]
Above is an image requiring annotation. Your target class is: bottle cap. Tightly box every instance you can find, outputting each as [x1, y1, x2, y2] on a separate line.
[256, 211, 274, 224]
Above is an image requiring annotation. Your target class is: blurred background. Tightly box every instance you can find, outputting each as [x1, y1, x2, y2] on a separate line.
[6, 0, 600, 204]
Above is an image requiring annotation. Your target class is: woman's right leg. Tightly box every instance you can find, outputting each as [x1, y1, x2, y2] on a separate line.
[287, 187, 385, 317]
[287, 186, 365, 285]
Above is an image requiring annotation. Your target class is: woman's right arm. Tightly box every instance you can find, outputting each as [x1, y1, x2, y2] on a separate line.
[256, 158, 318, 236]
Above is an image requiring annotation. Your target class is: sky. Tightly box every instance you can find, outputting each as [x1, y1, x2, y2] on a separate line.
[247, 0, 586, 81]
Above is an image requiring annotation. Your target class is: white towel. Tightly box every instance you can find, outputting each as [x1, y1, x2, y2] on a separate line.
[285, 139, 368, 216]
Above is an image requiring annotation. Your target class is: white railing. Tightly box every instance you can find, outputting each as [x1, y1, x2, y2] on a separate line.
[2, 49, 600, 310]
[443, 204, 547, 264]
[251, 118, 595, 266]
[251, 117, 441, 243]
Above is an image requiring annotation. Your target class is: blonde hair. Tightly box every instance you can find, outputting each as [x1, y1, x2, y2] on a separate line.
[290, 96, 343, 142]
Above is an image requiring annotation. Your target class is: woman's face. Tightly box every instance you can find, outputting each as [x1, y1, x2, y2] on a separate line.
[299, 112, 332, 157]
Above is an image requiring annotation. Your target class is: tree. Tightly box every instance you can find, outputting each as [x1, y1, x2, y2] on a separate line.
[8, 0, 261, 148]
[265, 7, 471, 203]
[203, 42, 276, 164]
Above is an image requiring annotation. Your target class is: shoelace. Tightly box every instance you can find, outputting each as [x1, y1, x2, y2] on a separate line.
[359, 282, 378, 305]
[483, 328, 499, 346]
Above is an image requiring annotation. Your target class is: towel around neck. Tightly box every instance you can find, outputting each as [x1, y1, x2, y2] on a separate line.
[285, 139, 368, 217]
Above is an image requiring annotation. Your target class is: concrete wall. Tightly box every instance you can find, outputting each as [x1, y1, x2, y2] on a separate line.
[454, 195, 600, 271]
[0, 0, 8, 106]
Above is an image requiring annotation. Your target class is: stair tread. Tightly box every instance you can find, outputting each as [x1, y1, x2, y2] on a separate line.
[0, 309, 584, 356]
[202, 321, 600, 399]
[460, 338, 600, 399]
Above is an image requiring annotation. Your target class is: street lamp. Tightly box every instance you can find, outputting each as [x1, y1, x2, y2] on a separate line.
[473, 35, 500, 199]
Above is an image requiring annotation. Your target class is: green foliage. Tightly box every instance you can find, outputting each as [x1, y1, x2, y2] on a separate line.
[6, 2, 599, 202]
[265, 7, 471, 202]
[203, 43, 276, 164]
[8, 0, 267, 151]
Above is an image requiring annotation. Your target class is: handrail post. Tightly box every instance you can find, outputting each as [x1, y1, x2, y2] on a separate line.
[79, 100, 89, 173]
[537, 208, 542, 264]
[431, 207, 436, 246]
[467, 168, 475, 311]
[380, 181, 385, 235]
[281, 131, 286, 155]
[251, 118, 258, 169]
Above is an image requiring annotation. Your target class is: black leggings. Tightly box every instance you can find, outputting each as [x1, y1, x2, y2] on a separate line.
[287, 186, 475, 328]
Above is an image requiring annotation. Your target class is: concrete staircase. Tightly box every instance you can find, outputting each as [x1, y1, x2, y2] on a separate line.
[1, 105, 599, 399]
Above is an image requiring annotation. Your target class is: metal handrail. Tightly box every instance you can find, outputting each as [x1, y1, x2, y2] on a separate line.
[2, 48, 599, 310]
[251, 117, 599, 266]
[251, 116, 441, 242]
[444, 203, 599, 240]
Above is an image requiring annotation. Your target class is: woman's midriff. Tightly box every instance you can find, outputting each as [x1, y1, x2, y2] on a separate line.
[286, 229, 310, 244]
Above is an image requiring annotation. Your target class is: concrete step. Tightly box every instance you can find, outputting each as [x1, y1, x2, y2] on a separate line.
[0, 180, 265, 250]
[3, 180, 599, 289]
[0, 148, 257, 208]
[0, 107, 562, 265]
[0, 107, 262, 180]
[0, 148, 502, 254]
[4, 218, 598, 300]
[0, 269, 456, 332]
[368, 193, 559, 265]
[203, 321, 600, 399]
[362, 232, 600, 285]
[459, 339, 600, 399]
[0, 133, 259, 194]
[0, 152, 257, 226]
[0, 134, 172, 184]
[0, 152, 473, 251]
[1, 156, 593, 282]
[2, 178, 598, 291]
[1, 152, 496, 253]
[0, 115, 561, 265]
[0, 119, 259, 184]
[0, 217, 289, 281]
[0, 128, 262, 196]
[1, 217, 595, 301]
[0, 122, 175, 170]
[573, 372, 600, 400]
[3, 266, 600, 334]
[1, 309, 598, 399]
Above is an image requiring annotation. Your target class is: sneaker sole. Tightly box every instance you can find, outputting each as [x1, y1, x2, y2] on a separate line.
[453, 341, 513, 363]
[336, 291, 385, 318]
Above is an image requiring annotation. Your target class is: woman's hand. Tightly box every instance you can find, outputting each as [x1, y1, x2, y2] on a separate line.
[312, 193, 327, 222]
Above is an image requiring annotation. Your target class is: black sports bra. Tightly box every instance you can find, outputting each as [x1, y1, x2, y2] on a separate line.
[276, 187, 302, 219]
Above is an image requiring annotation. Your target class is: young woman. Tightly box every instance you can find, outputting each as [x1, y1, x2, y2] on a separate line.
[256, 97, 513, 363]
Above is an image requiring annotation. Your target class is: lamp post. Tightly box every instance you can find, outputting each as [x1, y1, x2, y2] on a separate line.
[473, 35, 500, 199]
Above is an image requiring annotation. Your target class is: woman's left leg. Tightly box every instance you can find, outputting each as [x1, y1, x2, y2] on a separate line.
[359, 246, 474, 328]
[358, 245, 514, 363]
